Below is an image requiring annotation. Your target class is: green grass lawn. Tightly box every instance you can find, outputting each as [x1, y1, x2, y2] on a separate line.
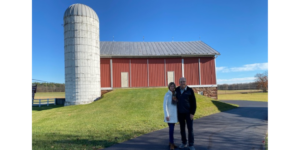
[265, 132, 268, 150]
[218, 92, 268, 102]
[32, 88, 238, 150]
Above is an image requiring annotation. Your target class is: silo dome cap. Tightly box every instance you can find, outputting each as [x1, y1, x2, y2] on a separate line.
[64, 3, 99, 21]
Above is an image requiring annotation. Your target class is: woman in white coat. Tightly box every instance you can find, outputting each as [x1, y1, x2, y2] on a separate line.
[163, 82, 178, 150]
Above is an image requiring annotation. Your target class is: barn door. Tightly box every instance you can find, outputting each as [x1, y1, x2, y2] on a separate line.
[121, 72, 128, 87]
[167, 71, 175, 84]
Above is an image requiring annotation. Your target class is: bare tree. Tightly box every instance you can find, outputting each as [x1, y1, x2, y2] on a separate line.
[224, 84, 228, 90]
[255, 71, 268, 92]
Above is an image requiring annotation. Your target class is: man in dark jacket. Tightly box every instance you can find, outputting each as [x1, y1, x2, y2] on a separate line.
[174, 77, 196, 150]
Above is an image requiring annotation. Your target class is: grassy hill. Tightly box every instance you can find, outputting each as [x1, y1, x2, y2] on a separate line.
[32, 88, 238, 150]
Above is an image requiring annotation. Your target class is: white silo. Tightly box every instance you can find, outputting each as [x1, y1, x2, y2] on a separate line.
[63, 3, 101, 106]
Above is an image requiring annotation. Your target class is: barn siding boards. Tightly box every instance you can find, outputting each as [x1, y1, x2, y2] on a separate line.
[112, 58, 130, 88]
[165, 58, 182, 86]
[184, 58, 200, 85]
[104, 57, 216, 88]
[200, 57, 216, 85]
[131, 58, 148, 87]
[164, 59, 167, 86]
[110, 59, 113, 87]
[100, 58, 111, 87]
[148, 58, 165, 87]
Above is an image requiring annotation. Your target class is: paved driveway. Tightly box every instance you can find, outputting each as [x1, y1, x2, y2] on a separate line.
[104, 100, 268, 150]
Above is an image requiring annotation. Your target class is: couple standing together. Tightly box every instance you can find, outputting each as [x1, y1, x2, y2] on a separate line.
[163, 77, 196, 150]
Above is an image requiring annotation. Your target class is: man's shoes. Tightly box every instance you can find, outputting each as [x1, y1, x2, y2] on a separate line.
[178, 143, 188, 149]
[189, 146, 195, 150]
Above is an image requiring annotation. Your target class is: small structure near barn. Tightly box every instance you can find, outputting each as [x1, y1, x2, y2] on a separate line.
[32, 84, 37, 105]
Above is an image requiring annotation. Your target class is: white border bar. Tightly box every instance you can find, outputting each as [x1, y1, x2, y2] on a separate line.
[182, 58, 184, 77]
[101, 87, 113, 90]
[188, 85, 217, 88]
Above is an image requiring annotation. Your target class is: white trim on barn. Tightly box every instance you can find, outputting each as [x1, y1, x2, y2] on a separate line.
[214, 56, 217, 85]
[199, 58, 201, 85]
[110, 59, 113, 88]
[101, 87, 113, 90]
[182, 58, 184, 77]
[188, 85, 217, 88]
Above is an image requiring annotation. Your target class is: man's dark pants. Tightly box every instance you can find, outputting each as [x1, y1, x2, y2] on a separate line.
[178, 113, 194, 146]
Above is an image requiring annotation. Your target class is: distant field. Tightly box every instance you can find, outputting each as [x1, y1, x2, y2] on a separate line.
[34, 92, 65, 99]
[34, 90, 267, 101]
[218, 90, 268, 102]
[34, 90, 268, 102]
[218, 90, 263, 95]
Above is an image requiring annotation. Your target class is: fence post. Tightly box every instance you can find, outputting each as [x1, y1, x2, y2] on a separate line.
[54, 98, 56, 105]
[47, 99, 49, 106]
[39, 99, 41, 107]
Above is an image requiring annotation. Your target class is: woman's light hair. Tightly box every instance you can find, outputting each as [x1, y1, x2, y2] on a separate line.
[168, 82, 176, 90]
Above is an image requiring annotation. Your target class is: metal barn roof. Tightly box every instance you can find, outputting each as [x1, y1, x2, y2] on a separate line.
[99, 41, 220, 57]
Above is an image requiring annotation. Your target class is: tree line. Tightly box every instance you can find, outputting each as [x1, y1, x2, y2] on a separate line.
[217, 72, 268, 92]
[32, 82, 65, 92]
[217, 82, 258, 90]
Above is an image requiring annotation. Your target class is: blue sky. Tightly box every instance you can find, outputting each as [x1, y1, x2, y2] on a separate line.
[32, 0, 268, 84]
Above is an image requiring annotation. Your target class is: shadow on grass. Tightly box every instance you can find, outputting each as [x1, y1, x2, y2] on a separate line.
[210, 100, 239, 112]
[33, 130, 147, 150]
[33, 135, 111, 150]
[94, 92, 108, 102]
[33, 130, 187, 150]
[32, 105, 64, 111]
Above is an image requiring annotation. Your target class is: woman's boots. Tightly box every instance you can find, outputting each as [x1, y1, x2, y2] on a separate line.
[169, 143, 178, 150]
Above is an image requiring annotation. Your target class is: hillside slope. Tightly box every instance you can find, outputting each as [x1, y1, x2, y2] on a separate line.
[32, 88, 238, 150]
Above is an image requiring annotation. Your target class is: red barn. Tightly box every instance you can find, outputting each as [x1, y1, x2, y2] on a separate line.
[99, 41, 220, 99]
